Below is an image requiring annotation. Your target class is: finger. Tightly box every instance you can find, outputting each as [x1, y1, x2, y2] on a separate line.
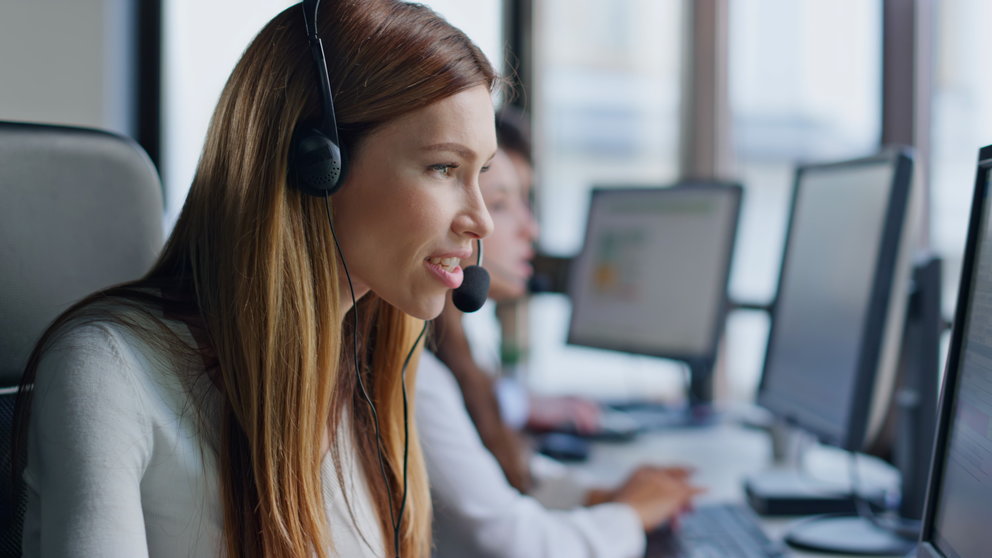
[664, 470, 691, 482]
[574, 414, 599, 434]
[656, 465, 695, 479]
[572, 405, 601, 433]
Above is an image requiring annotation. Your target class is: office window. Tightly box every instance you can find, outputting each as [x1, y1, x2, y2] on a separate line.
[532, 0, 683, 255]
[527, 0, 685, 400]
[726, 0, 882, 401]
[162, 1, 295, 225]
[931, 0, 992, 313]
[161, 0, 502, 227]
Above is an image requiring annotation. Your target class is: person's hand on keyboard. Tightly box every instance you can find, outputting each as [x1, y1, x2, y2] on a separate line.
[597, 465, 705, 531]
[526, 394, 602, 434]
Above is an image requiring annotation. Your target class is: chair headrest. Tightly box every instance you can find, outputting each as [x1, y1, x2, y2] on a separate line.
[0, 121, 164, 386]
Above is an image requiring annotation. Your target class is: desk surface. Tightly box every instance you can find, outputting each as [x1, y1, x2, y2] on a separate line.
[568, 422, 908, 558]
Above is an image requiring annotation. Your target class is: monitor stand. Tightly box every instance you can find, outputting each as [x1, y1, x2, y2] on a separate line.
[686, 357, 720, 425]
[743, 423, 886, 516]
[785, 515, 916, 555]
[605, 357, 720, 430]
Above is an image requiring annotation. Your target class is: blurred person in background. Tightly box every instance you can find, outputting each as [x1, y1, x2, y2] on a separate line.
[416, 107, 701, 558]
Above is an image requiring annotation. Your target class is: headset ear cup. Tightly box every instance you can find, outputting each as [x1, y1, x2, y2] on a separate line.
[290, 124, 346, 196]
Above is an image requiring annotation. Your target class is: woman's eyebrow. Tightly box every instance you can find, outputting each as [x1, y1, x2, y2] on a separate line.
[420, 142, 473, 157]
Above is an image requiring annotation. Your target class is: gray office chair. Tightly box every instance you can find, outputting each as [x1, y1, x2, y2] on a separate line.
[0, 121, 164, 557]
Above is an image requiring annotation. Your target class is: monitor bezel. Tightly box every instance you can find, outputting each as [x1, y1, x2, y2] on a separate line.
[756, 149, 914, 450]
[565, 181, 743, 365]
[916, 144, 992, 558]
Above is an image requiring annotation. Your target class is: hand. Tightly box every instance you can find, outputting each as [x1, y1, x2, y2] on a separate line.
[585, 466, 695, 505]
[526, 395, 601, 434]
[607, 466, 704, 531]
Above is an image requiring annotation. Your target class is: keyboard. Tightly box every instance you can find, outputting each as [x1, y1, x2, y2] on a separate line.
[548, 406, 707, 441]
[538, 408, 642, 441]
[587, 408, 643, 440]
[646, 503, 789, 558]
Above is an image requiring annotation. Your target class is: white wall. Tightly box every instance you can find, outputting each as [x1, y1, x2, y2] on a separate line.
[0, 0, 135, 135]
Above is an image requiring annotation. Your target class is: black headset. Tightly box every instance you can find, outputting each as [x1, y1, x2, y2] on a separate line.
[291, 0, 490, 315]
[289, 7, 492, 550]
[290, 0, 347, 197]
[292, 4, 411, 558]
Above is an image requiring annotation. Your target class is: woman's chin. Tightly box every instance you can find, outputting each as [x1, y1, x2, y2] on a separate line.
[374, 289, 445, 321]
[408, 297, 447, 321]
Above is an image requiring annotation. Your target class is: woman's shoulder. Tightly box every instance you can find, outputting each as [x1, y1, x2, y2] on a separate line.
[35, 302, 200, 410]
[42, 314, 147, 372]
[43, 301, 175, 365]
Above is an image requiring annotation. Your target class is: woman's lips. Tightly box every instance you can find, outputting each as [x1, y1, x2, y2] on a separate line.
[425, 258, 464, 288]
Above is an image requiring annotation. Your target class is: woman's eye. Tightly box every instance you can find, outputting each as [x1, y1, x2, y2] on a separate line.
[429, 163, 458, 176]
[480, 165, 491, 174]
[488, 197, 509, 212]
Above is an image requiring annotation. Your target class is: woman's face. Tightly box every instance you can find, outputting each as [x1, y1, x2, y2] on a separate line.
[331, 85, 497, 319]
[479, 148, 539, 301]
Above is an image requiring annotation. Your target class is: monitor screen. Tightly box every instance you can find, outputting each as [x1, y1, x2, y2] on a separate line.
[758, 151, 915, 450]
[925, 151, 992, 558]
[566, 183, 741, 362]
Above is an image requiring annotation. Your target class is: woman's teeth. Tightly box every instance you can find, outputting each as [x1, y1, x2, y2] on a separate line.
[427, 257, 459, 272]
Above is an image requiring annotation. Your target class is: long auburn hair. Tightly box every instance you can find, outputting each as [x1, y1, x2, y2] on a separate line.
[14, 1, 497, 557]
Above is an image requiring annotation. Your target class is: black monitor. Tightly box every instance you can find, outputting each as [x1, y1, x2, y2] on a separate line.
[758, 149, 917, 451]
[917, 144, 992, 558]
[566, 183, 742, 408]
[754, 148, 925, 554]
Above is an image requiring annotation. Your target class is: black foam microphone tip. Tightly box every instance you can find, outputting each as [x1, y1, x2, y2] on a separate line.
[452, 265, 490, 313]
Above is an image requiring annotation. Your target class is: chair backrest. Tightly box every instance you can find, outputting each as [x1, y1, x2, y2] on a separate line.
[0, 121, 164, 557]
[0, 388, 22, 558]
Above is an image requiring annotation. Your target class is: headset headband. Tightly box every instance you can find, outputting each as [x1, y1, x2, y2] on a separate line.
[302, 0, 340, 144]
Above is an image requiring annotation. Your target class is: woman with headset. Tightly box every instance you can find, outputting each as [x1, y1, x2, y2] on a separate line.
[416, 109, 702, 558]
[15, 1, 495, 557]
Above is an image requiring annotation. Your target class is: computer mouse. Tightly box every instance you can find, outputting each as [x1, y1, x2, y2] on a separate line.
[535, 433, 590, 462]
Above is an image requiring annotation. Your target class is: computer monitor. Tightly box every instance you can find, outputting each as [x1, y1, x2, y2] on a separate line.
[917, 144, 992, 558]
[753, 148, 926, 554]
[566, 182, 742, 407]
[758, 149, 917, 452]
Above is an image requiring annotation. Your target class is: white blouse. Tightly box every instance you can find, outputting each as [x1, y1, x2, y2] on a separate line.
[416, 351, 645, 558]
[22, 317, 383, 558]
